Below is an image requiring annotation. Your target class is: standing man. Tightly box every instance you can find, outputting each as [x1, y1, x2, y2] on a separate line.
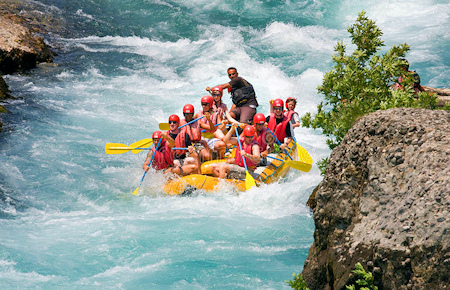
[206, 67, 258, 125]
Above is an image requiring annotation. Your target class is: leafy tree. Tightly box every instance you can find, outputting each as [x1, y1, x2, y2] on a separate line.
[302, 11, 437, 151]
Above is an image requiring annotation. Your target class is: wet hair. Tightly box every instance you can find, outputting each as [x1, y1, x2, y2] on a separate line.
[227, 67, 237, 73]
[286, 97, 297, 107]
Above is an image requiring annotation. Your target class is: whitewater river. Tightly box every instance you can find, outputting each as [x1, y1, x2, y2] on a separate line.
[1, 0, 448, 288]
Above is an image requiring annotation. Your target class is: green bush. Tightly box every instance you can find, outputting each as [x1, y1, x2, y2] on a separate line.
[302, 11, 438, 150]
[346, 262, 378, 290]
[286, 273, 310, 290]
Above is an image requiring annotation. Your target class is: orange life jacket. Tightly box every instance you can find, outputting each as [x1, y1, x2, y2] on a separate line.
[174, 131, 190, 158]
[180, 119, 202, 142]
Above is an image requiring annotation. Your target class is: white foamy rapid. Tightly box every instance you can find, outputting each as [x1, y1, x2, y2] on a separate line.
[1, 0, 449, 288]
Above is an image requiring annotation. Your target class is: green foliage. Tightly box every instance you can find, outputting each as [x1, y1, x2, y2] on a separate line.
[286, 273, 310, 290]
[346, 263, 378, 290]
[317, 157, 328, 176]
[302, 10, 438, 149]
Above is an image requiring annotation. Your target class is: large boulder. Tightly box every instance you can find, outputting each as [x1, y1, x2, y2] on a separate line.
[0, 15, 54, 74]
[303, 108, 449, 290]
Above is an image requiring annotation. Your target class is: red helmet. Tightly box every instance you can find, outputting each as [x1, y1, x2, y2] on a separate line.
[243, 125, 256, 137]
[285, 97, 297, 109]
[152, 131, 162, 139]
[211, 86, 223, 95]
[253, 113, 265, 124]
[183, 104, 194, 114]
[201, 95, 214, 107]
[168, 114, 180, 124]
[272, 98, 284, 108]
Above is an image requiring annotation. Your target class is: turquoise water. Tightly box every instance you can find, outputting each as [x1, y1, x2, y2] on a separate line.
[1, 0, 449, 288]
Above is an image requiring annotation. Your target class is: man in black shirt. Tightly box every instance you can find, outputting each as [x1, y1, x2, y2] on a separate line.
[206, 67, 258, 125]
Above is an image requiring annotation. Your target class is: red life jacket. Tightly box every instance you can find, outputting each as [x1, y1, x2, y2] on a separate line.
[198, 110, 219, 134]
[267, 112, 291, 142]
[235, 138, 259, 170]
[283, 110, 296, 121]
[180, 119, 202, 142]
[255, 126, 268, 151]
[151, 140, 174, 170]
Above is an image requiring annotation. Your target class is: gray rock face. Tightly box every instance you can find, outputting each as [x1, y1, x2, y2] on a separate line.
[303, 108, 449, 290]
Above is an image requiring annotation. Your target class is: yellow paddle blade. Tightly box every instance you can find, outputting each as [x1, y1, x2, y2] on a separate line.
[285, 160, 312, 172]
[159, 123, 170, 130]
[285, 143, 313, 172]
[245, 171, 256, 190]
[296, 143, 313, 163]
[131, 186, 140, 195]
[105, 143, 132, 154]
[130, 138, 153, 154]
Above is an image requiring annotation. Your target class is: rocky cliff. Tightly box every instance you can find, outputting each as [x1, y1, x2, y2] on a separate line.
[302, 108, 449, 290]
[0, 1, 58, 129]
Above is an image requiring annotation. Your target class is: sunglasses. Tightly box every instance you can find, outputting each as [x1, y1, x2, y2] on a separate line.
[244, 135, 254, 139]
[212, 93, 221, 97]
[168, 121, 178, 124]
[256, 122, 264, 125]
[273, 107, 283, 110]
[183, 113, 193, 115]
[201, 102, 210, 106]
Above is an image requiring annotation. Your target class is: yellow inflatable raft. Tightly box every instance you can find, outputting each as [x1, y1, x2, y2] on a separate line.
[163, 140, 312, 195]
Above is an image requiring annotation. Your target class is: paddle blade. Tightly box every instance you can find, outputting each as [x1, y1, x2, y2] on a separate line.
[105, 143, 131, 154]
[296, 143, 313, 163]
[286, 160, 312, 172]
[245, 171, 256, 190]
[130, 138, 153, 154]
[159, 123, 170, 130]
[132, 186, 140, 195]
[286, 143, 313, 172]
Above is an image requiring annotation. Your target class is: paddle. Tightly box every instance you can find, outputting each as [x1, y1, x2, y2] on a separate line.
[105, 142, 153, 155]
[132, 137, 163, 195]
[266, 127, 294, 160]
[235, 127, 256, 190]
[129, 138, 153, 154]
[266, 128, 312, 172]
[159, 115, 205, 131]
[201, 122, 222, 132]
[291, 136, 313, 172]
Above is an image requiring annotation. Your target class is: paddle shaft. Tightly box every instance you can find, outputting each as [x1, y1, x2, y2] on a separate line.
[266, 156, 284, 162]
[266, 127, 293, 160]
[201, 122, 222, 133]
[235, 127, 249, 171]
[179, 115, 204, 129]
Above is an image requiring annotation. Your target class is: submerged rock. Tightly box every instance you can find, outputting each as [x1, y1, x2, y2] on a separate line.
[302, 108, 449, 290]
